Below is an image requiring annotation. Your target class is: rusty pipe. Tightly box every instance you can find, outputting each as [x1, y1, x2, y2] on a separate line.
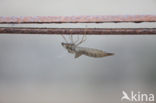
[0, 27, 156, 35]
[0, 15, 156, 24]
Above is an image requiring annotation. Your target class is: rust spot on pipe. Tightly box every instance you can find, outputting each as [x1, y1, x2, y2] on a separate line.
[0, 28, 156, 35]
[0, 15, 156, 24]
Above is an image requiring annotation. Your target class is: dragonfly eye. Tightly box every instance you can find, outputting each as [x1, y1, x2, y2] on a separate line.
[61, 42, 65, 46]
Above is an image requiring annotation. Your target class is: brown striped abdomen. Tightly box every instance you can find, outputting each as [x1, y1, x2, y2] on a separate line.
[76, 47, 114, 58]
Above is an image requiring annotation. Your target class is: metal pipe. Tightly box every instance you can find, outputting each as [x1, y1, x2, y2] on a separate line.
[0, 15, 156, 24]
[0, 27, 156, 34]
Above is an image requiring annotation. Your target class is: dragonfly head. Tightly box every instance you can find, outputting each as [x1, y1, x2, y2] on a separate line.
[61, 42, 75, 53]
[61, 42, 75, 47]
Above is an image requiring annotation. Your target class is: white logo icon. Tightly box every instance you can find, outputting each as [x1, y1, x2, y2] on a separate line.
[121, 91, 154, 102]
[121, 91, 131, 101]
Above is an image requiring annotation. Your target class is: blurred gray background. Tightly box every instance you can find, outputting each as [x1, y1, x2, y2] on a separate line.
[0, 0, 156, 103]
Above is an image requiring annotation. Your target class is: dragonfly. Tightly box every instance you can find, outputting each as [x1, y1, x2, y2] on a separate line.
[61, 34, 114, 58]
